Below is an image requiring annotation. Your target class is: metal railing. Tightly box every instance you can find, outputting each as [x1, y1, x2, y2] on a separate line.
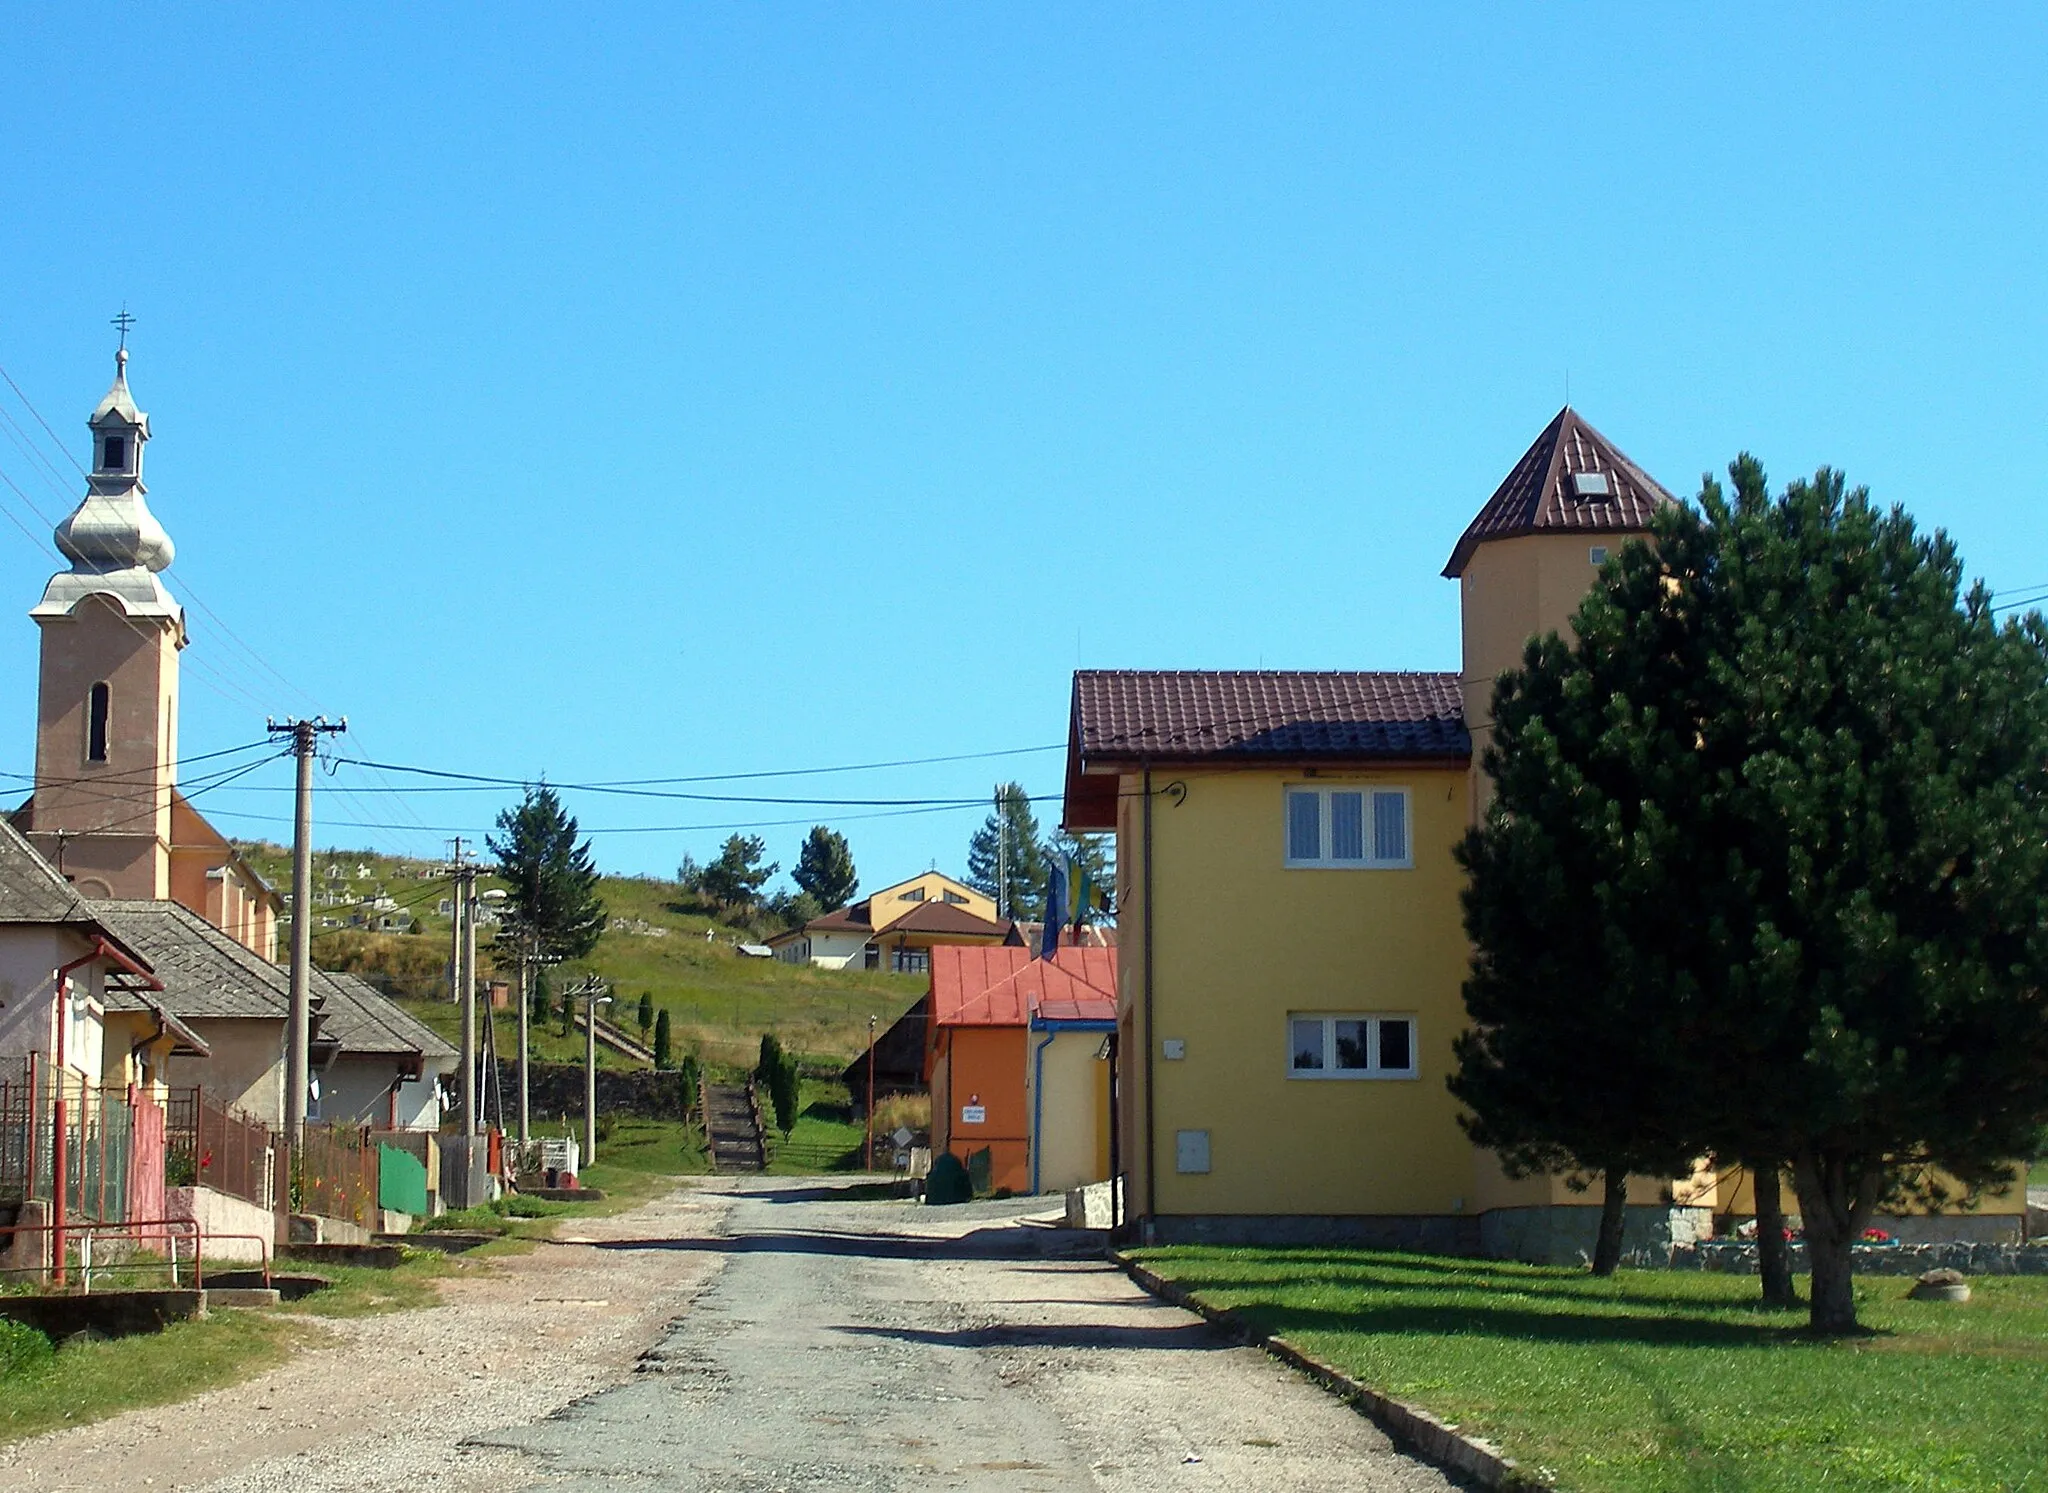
[0, 1217, 273, 1292]
[165, 1088, 274, 1209]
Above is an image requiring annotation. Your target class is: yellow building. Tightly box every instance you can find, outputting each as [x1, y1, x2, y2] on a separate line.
[1066, 407, 2023, 1259]
[766, 871, 1009, 974]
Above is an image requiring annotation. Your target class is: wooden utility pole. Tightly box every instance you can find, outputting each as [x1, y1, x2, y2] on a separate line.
[864, 1013, 877, 1172]
[269, 716, 345, 1144]
[567, 976, 611, 1169]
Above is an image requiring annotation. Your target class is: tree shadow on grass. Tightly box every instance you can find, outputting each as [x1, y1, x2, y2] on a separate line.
[1240, 1297, 1828, 1352]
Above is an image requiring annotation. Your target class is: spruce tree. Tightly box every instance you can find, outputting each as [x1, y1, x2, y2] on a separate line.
[792, 826, 859, 911]
[965, 783, 1046, 921]
[488, 785, 608, 960]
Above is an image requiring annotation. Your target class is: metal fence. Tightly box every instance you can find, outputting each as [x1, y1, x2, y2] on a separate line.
[294, 1122, 377, 1229]
[165, 1087, 274, 1209]
[0, 1058, 136, 1224]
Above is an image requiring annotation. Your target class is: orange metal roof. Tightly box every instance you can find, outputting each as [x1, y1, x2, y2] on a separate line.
[931, 945, 1117, 1028]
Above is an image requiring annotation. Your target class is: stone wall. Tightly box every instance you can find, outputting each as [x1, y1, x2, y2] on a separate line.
[1481, 1205, 1713, 1267]
[1675, 1239, 2048, 1276]
[492, 1062, 694, 1124]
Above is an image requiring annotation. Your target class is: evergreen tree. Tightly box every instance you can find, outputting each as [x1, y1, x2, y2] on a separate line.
[488, 785, 607, 960]
[1459, 455, 2048, 1332]
[700, 834, 778, 911]
[531, 968, 553, 1029]
[652, 1008, 673, 1069]
[965, 783, 1046, 921]
[792, 826, 859, 910]
[636, 991, 655, 1043]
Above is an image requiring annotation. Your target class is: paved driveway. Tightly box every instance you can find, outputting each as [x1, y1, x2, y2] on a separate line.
[479, 1178, 1456, 1491]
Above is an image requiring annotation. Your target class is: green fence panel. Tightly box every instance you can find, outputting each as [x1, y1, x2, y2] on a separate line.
[378, 1143, 429, 1217]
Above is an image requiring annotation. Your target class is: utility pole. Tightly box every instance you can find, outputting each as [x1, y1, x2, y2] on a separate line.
[508, 923, 561, 1156]
[567, 976, 611, 1169]
[864, 1013, 877, 1172]
[446, 837, 479, 1137]
[269, 716, 345, 1144]
[995, 784, 1009, 922]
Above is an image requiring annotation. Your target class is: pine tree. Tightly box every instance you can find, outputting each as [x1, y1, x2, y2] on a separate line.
[700, 834, 778, 911]
[792, 826, 859, 910]
[965, 783, 1046, 921]
[488, 785, 607, 960]
[636, 991, 655, 1043]
[1460, 454, 2048, 1331]
[652, 1008, 673, 1070]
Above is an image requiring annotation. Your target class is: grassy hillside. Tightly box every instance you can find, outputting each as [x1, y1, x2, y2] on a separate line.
[244, 846, 924, 1072]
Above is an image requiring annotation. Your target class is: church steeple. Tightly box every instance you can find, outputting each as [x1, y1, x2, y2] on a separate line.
[35, 343, 181, 624]
[22, 331, 185, 901]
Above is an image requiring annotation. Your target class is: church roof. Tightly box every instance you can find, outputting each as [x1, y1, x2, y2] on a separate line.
[89, 349, 148, 433]
[1442, 407, 1676, 578]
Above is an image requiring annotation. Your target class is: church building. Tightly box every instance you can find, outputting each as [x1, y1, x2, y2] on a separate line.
[11, 344, 280, 952]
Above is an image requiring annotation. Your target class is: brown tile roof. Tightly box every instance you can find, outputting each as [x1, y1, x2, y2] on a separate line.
[1442, 406, 1676, 577]
[1071, 670, 1468, 763]
[802, 902, 873, 935]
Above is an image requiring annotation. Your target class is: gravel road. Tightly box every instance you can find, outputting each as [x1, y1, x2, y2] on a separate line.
[483, 1178, 1457, 1491]
[1, 1177, 1457, 1492]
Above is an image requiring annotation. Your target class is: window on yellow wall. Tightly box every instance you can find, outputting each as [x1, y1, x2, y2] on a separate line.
[1288, 1013, 1417, 1079]
[1284, 786, 1410, 868]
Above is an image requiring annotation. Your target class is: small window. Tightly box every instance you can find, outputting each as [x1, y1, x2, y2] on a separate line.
[1288, 1013, 1418, 1080]
[86, 682, 110, 763]
[1285, 786, 1411, 869]
[941, 889, 967, 905]
[899, 887, 927, 902]
[892, 947, 930, 975]
[102, 435, 126, 471]
[1589, 545, 1609, 566]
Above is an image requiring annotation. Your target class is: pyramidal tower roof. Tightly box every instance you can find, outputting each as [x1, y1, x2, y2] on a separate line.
[33, 343, 182, 626]
[1442, 407, 1676, 578]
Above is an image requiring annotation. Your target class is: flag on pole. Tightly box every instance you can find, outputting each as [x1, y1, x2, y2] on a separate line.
[1041, 855, 1069, 959]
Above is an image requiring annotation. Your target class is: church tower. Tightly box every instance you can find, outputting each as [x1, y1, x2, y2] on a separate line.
[24, 342, 185, 898]
[1444, 407, 1675, 817]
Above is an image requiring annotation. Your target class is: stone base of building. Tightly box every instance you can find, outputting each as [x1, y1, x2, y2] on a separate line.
[1480, 1204, 1713, 1267]
[1141, 1213, 1483, 1253]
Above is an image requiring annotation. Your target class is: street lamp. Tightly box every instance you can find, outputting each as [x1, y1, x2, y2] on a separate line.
[584, 985, 613, 1171]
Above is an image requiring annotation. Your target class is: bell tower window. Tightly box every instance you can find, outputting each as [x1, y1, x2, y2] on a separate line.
[87, 682, 111, 763]
[102, 435, 126, 472]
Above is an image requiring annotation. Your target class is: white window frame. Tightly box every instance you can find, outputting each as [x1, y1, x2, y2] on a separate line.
[1286, 1012, 1419, 1080]
[1283, 785, 1412, 869]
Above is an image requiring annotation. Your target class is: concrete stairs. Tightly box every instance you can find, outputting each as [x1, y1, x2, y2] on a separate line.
[705, 1082, 765, 1173]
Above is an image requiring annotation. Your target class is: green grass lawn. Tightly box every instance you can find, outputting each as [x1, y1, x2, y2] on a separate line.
[1131, 1247, 2048, 1492]
[763, 1080, 868, 1174]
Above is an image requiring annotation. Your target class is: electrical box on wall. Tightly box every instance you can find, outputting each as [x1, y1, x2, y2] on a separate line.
[1161, 1038, 1186, 1060]
[1175, 1129, 1210, 1174]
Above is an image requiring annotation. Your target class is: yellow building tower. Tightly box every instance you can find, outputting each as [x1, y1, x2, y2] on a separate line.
[22, 342, 186, 899]
[1444, 407, 1675, 817]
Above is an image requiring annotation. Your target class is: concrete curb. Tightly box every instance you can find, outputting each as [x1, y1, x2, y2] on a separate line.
[1111, 1251, 1530, 1490]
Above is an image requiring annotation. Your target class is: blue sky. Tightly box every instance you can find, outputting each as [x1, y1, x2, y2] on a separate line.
[2, 6, 2044, 887]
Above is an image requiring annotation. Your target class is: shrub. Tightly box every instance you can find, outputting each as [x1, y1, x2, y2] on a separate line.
[0, 1321, 51, 1381]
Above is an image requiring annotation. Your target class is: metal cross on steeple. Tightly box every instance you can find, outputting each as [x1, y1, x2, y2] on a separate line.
[111, 306, 136, 351]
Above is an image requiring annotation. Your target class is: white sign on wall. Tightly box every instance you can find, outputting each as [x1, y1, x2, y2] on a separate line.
[960, 1105, 987, 1125]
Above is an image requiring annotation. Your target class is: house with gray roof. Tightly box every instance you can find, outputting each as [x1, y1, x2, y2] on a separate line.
[93, 899, 453, 1130]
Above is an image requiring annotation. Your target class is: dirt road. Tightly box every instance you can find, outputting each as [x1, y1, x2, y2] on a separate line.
[2, 1178, 1455, 1491]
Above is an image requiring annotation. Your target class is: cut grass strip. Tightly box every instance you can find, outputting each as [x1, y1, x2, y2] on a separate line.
[1130, 1246, 2048, 1492]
